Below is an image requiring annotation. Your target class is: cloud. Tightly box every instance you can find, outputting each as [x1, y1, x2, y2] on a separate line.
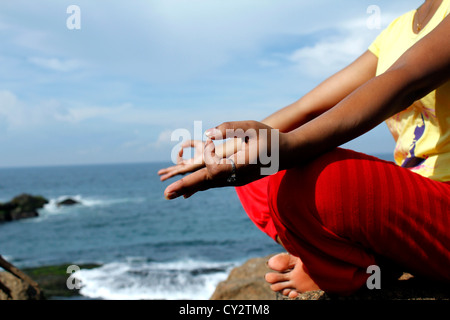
[0, 90, 125, 129]
[0, 90, 67, 128]
[0, 90, 26, 128]
[0, 1, 416, 166]
[0, 1, 385, 83]
[0, 89, 203, 130]
[288, 30, 370, 77]
[155, 130, 174, 145]
[52, 103, 133, 123]
[28, 57, 84, 72]
[260, 7, 407, 79]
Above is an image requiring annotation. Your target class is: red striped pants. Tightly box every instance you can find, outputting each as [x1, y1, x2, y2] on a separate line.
[235, 148, 450, 294]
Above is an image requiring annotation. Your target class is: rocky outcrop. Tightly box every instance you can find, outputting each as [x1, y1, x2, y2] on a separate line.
[210, 255, 277, 300]
[57, 198, 80, 207]
[0, 194, 48, 223]
[210, 254, 450, 300]
[0, 255, 43, 300]
[0, 272, 42, 300]
[22, 263, 101, 299]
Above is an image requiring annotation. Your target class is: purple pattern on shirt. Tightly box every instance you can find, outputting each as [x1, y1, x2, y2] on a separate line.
[401, 114, 426, 168]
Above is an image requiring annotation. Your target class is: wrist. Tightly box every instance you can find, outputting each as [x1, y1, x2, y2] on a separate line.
[278, 131, 306, 171]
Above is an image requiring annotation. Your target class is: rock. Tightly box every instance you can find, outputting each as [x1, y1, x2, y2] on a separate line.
[0, 272, 43, 300]
[9, 194, 48, 212]
[0, 194, 48, 223]
[210, 254, 450, 301]
[0, 255, 44, 300]
[210, 255, 277, 300]
[22, 263, 101, 299]
[210, 255, 327, 300]
[9, 211, 39, 220]
[57, 198, 80, 207]
[0, 202, 15, 222]
[0, 272, 32, 300]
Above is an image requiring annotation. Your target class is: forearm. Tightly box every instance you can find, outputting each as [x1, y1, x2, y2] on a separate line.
[280, 68, 423, 169]
[262, 51, 378, 132]
[262, 79, 358, 132]
[281, 15, 450, 168]
[214, 52, 377, 159]
[261, 95, 326, 133]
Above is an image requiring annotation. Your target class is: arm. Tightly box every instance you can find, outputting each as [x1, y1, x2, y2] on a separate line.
[164, 15, 450, 199]
[214, 52, 376, 160]
[158, 50, 377, 180]
[262, 50, 378, 132]
[281, 15, 450, 169]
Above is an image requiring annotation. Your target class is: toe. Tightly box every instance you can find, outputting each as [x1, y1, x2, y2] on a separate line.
[267, 253, 295, 272]
[264, 271, 289, 284]
[269, 280, 293, 293]
[281, 289, 292, 296]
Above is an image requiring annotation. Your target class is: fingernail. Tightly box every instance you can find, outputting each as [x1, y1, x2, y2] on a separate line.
[205, 128, 220, 138]
[165, 192, 178, 200]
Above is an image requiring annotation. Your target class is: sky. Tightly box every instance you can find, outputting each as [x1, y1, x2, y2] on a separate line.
[0, 0, 424, 168]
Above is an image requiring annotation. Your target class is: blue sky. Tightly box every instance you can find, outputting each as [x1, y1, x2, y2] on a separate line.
[0, 0, 423, 167]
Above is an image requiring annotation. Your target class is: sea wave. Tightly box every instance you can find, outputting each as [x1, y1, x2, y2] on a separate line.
[73, 258, 238, 300]
[41, 195, 145, 214]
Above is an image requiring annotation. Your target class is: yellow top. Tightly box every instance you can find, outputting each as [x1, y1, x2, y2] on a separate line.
[369, 0, 450, 182]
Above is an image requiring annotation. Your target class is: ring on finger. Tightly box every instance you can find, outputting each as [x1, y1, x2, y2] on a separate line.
[227, 159, 237, 184]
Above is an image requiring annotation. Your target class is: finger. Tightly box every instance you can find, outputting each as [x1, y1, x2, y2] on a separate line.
[204, 128, 223, 140]
[181, 139, 193, 149]
[157, 165, 178, 176]
[178, 140, 196, 162]
[159, 166, 182, 181]
[205, 121, 264, 141]
[205, 139, 239, 185]
[159, 170, 180, 181]
[204, 138, 221, 167]
[164, 168, 211, 200]
[181, 139, 203, 149]
[179, 140, 205, 164]
[161, 163, 206, 181]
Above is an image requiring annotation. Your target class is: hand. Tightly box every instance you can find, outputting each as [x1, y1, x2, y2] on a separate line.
[158, 140, 205, 181]
[164, 121, 285, 200]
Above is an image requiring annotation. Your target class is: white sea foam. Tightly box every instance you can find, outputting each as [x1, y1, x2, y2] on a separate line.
[41, 195, 145, 214]
[73, 259, 238, 300]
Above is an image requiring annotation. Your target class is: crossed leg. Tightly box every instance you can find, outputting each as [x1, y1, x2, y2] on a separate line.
[237, 148, 450, 297]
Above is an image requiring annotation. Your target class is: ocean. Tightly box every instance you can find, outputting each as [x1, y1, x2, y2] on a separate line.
[0, 162, 281, 300]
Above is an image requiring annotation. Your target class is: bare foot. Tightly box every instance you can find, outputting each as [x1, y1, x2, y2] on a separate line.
[265, 253, 320, 298]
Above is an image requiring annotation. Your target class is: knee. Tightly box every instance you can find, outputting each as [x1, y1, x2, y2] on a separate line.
[267, 151, 338, 219]
[266, 167, 320, 234]
[266, 149, 358, 238]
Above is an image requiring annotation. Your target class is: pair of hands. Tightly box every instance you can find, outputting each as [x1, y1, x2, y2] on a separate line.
[158, 121, 283, 200]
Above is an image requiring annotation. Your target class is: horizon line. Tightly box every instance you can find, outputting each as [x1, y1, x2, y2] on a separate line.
[0, 151, 395, 170]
